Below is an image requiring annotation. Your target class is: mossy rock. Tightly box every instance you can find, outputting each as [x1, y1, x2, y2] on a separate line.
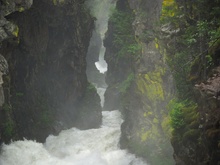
[136, 71, 165, 102]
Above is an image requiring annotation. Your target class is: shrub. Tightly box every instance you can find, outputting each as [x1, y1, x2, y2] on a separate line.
[110, 9, 141, 58]
[169, 100, 185, 129]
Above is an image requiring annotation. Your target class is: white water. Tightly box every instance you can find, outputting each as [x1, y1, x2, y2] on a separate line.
[0, 110, 147, 165]
[0, 1, 149, 164]
[86, 0, 115, 74]
[95, 44, 108, 74]
[97, 87, 106, 107]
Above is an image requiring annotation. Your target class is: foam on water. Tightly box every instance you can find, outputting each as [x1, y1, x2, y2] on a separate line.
[97, 88, 106, 107]
[0, 110, 148, 165]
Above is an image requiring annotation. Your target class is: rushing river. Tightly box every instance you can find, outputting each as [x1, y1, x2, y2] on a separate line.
[0, 0, 149, 164]
[0, 108, 147, 165]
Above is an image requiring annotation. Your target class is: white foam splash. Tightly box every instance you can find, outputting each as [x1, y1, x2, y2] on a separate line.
[0, 110, 148, 165]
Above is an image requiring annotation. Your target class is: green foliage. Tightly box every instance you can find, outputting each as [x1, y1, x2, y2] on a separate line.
[160, 0, 179, 24]
[110, 9, 141, 58]
[197, 20, 209, 37]
[168, 99, 185, 129]
[160, 0, 220, 99]
[127, 44, 142, 55]
[168, 98, 201, 147]
[119, 73, 134, 94]
[159, 1, 220, 163]
[168, 99, 198, 130]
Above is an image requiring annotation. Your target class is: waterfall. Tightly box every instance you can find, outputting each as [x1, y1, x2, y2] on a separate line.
[86, 0, 115, 87]
[0, 1, 149, 164]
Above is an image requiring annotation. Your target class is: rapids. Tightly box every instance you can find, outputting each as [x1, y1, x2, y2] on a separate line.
[0, 110, 148, 165]
[0, 1, 149, 164]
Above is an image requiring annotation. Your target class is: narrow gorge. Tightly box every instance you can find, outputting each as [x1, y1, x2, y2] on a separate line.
[0, 0, 220, 165]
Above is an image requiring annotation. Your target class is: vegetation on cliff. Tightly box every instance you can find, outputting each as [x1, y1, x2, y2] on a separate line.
[103, 0, 139, 110]
[1, 0, 219, 164]
[160, 0, 220, 164]
[109, 8, 141, 59]
[104, 0, 175, 164]
[105, 0, 220, 164]
[160, 0, 220, 99]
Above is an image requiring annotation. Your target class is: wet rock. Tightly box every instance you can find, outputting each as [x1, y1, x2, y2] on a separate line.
[104, 0, 175, 164]
[0, 0, 102, 143]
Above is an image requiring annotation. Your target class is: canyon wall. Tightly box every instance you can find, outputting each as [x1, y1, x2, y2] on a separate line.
[104, 0, 175, 164]
[0, 0, 102, 143]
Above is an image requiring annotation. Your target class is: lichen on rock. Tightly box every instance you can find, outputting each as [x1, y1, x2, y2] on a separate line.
[104, 0, 175, 164]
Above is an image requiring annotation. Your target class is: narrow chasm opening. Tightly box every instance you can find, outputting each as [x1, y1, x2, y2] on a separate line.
[85, 0, 116, 107]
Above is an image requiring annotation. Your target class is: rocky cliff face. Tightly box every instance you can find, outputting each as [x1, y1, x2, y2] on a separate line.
[158, 0, 220, 164]
[104, 0, 175, 164]
[0, 0, 102, 143]
[169, 67, 220, 165]
[193, 68, 220, 165]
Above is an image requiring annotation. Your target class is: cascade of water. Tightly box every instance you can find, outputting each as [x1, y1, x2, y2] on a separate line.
[95, 43, 107, 74]
[0, 1, 149, 164]
[86, 0, 115, 85]
[86, 0, 115, 107]
[0, 110, 147, 165]
[92, 0, 110, 75]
